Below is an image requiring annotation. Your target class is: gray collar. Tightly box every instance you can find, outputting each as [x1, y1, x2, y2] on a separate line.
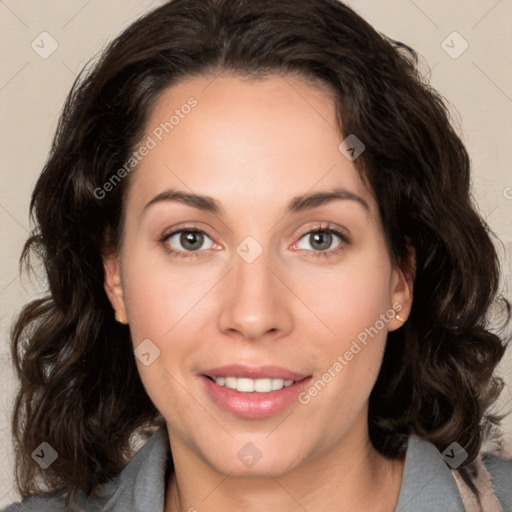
[394, 435, 466, 511]
[72, 429, 465, 511]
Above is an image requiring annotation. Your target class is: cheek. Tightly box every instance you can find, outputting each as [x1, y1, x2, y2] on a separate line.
[122, 250, 203, 421]
[297, 254, 393, 342]
[121, 244, 205, 336]
[297, 249, 394, 408]
[120, 245, 217, 395]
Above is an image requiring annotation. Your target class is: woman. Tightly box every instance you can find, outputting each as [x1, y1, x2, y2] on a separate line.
[2, 0, 511, 511]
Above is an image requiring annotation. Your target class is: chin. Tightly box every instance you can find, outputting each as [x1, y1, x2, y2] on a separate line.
[210, 454, 305, 479]
[197, 436, 310, 478]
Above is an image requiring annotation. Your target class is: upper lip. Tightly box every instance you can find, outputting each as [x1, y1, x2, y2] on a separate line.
[202, 365, 310, 381]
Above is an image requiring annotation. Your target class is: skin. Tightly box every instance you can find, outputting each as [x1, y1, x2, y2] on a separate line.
[103, 73, 414, 512]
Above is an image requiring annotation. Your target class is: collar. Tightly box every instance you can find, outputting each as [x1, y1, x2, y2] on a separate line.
[71, 429, 466, 511]
[394, 435, 466, 511]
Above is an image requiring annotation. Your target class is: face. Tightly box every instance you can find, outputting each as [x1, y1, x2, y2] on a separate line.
[104, 73, 413, 477]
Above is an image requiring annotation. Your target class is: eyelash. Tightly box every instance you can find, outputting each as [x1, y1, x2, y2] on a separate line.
[158, 222, 350, 260]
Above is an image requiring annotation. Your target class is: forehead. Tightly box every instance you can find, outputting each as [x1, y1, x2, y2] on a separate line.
[125, 73, 377, 221]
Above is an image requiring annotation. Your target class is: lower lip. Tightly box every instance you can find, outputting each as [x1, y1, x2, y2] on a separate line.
[201, 376, 312, 419]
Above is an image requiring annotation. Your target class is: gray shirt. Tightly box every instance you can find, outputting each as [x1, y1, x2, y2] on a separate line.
[2, 429, 511, 511]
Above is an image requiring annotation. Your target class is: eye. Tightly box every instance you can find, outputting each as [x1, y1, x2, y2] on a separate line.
[293, 223, 349, 257]
[159, 222, 350, 260]
[160, 228, 216, 259]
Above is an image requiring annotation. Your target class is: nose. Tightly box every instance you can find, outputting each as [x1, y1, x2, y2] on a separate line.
[217, 245, 293, 342]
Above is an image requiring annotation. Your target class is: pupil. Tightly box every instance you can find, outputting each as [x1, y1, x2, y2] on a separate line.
[312, 232, 331, 250]
[182, 231, 202, 250]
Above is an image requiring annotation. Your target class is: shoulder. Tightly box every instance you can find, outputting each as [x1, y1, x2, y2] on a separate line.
[0, 428, 169, 512]
[450, 451, 512, 512]
[481, 452, 512, 509]
[0, 495, 67, 512]
[0, 493, 102, 512]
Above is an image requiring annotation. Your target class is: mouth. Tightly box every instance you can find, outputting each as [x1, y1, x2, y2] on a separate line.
[200, 365, 312, 418]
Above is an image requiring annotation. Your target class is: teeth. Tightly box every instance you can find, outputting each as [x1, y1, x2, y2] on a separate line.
[212, 376, 296, 392]
[225, 377, 237, 390]
[272, 378, 284, 391]
[254, 378, 271, 392]
[237, 378, 255, 392]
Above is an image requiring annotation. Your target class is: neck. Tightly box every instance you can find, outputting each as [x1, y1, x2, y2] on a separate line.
[164, 418, 405, 512]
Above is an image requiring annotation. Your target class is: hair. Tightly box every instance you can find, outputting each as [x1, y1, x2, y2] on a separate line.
[9, 0, 511, 506]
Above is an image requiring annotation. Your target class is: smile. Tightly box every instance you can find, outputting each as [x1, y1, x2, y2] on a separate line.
[201, 369, 312, 419]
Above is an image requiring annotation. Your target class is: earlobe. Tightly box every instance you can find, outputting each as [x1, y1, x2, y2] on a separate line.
[389, 244, 415, 331]
[103, 253, 128, 324]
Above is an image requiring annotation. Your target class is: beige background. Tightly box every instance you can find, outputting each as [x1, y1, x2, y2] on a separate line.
[1, 0, 511, 506]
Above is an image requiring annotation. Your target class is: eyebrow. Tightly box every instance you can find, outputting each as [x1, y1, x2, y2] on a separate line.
[142, 186, 370, 217]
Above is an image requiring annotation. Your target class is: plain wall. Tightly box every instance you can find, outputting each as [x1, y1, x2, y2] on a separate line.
[1, 0, 511, 506]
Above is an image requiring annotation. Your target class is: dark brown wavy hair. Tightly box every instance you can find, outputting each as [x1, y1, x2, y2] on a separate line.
[8, 0, 511, 506]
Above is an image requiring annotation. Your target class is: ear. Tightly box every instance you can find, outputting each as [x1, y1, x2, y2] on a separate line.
[103, 252, 128, 324]
[388, 243, 415, 331]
